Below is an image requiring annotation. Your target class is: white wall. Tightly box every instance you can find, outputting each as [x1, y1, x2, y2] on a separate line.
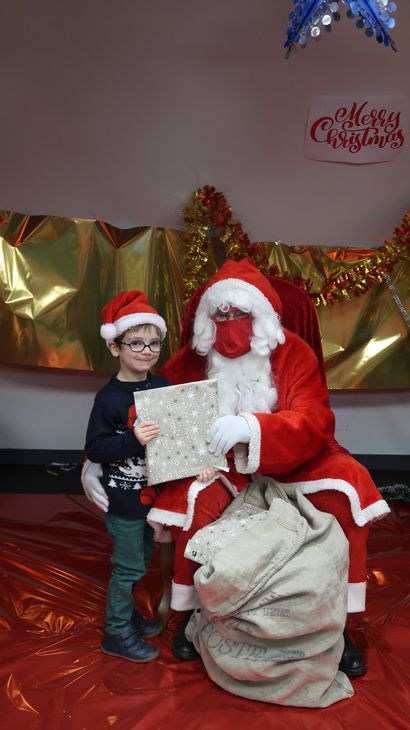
[0, 0, 409, 243]
[1, 363, 409, 456]
[0, 1, 409, 456]
[328, 391, 409, 456]
[0, 364, 106, 452]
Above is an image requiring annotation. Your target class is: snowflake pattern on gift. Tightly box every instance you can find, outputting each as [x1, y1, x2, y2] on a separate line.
[133, 379, 228, 484]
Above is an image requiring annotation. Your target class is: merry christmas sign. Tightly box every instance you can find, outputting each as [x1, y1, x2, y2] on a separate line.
[133, 379, 228, 484]
[304, 95, 408, 163]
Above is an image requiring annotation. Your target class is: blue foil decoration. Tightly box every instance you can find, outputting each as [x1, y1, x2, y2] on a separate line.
[284, 1, 398, 56]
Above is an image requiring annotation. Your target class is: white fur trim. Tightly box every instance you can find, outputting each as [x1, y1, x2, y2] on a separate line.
[147, 507, 185, 543]
[147, 479, 216, 536]
[347, 582, 366, 613]
[147, 506, 186, 527]
[202, 278, 278, 319]
[100, 312, 167, 340]
[184, 477, 218, 532]
[148, 474, 232, 536]
[274, 478, 390, 527]
[233, 413, 261, 474]
[170, 582, 197, 611]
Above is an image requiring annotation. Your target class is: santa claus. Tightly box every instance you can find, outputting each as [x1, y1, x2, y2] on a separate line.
[83, 258, 389, 675]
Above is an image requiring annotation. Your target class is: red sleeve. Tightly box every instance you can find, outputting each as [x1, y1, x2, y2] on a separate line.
[256, 333, 334, 475]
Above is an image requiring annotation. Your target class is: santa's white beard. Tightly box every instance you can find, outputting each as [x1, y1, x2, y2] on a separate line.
[207, 349, 277, 416]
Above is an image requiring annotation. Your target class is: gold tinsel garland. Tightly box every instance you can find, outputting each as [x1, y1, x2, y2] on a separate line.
[182, 185, 410, 306]
[182, 185, 270, 301]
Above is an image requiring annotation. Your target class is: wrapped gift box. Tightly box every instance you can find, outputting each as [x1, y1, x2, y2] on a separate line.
[134, 379, 228, 483]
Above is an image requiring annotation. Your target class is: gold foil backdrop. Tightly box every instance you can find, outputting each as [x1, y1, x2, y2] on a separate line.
[0, 215, 185, 372]
[265, 241, 410, 389]
[0, 210, 409, 388]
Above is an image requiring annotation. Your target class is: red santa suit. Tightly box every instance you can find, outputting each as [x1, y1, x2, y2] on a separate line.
[147, 259, 390, 614]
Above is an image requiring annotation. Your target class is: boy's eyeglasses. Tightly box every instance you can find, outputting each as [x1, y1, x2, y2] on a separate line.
[118, 339, 163, 353]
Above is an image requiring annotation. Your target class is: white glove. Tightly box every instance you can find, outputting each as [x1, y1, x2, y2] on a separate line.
[81, 460, 109, 512]
[207, 415, 250, 457]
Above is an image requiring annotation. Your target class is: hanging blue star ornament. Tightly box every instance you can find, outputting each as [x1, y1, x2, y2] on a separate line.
[284, 1, 398, 57]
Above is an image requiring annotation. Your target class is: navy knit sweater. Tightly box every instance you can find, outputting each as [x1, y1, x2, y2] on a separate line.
[85, 373, 170, 519]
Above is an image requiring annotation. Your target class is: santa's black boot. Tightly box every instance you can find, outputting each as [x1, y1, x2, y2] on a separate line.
[339, 629, 367, 677]
[171, 610, 200, 661]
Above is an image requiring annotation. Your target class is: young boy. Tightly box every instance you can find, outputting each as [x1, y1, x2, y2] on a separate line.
[85, 290, 170, 663]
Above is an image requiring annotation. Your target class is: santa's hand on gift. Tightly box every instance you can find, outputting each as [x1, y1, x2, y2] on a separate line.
[207, 415, 250, 456]
[81, 459, 109, 512]
[134, 420, 160, 445]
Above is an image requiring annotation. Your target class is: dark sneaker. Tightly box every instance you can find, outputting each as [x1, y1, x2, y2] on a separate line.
[131, 609, 163, 638]
[339, 629, 367, 677]
[101, 628, 159, 663]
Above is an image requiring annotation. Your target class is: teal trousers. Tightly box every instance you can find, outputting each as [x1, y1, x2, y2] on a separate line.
[104, 513, 154, 635]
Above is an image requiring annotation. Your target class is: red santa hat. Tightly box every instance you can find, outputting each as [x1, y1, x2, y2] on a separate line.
[199, 258, 283, 316]
[100, 290, 167, 341]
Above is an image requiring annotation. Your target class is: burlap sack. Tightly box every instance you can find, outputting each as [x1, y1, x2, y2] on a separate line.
[185, 477, 353, 708]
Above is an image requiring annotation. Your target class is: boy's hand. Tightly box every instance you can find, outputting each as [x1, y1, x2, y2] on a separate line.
[134, 420, 160, 445]
[197, 467, 216, 483]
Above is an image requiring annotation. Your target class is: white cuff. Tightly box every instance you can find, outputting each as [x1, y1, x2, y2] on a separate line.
[234, 413, 261, 473]
[347, 582, 366, 613]
[170, 582, 197, 611]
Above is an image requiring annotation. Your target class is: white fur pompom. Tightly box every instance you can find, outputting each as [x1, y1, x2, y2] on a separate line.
[100, 323, 118, 340]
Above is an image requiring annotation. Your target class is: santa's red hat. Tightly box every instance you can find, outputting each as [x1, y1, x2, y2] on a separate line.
[100, 290, 167, 341]
[199, 258, 283, 317]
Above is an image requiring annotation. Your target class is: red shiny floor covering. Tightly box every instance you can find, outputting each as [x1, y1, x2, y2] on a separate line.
[0, 494, 409, 730]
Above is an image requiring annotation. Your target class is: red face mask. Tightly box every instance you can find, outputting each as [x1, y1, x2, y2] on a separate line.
[213, 316, 253, 358]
